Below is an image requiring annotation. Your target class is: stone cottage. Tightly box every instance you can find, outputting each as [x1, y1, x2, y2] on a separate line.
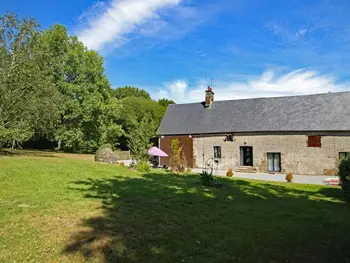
[157, 87, 350, 175]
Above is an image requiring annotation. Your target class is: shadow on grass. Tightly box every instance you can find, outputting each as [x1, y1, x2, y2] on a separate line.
[64, 173, 350, 263]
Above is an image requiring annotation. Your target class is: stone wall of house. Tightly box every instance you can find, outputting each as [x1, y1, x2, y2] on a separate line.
[193, 132, 350, 175]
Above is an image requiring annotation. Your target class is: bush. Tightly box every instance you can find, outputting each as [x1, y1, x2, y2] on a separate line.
[286, 172, 293, 183]
[169, 138, 187, 173]
[186, 168, 192, 173]
[136, 161, 150, 172]
[119, 162, 125, 166]
[200, 171, 215, 186]
[97, 143, 113, 151]
[226, 168, 234, 177]
[338, 157, 350, 198]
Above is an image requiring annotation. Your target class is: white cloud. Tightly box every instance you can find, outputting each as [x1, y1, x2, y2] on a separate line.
[78, 0, 182, 51]
[153, 69, 347, 103]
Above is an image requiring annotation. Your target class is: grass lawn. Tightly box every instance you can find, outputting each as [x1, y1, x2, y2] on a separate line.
[0, 154, 350, 263]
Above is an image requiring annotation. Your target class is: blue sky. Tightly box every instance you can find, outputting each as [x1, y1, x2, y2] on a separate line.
[2, 0, 350, 103]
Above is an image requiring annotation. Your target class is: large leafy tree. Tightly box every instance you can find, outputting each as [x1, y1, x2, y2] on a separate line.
[0, 12, 60, 148]
[118, 97, 164, 153]
[41, 25, 123, 152]
[112, 86, 151, 100]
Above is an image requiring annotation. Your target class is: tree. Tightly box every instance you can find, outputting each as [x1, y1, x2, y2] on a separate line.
[158, 98, 175, 108]
[0, 12, 60, 148]
[113, 86, 151, 100]
[169, 138, 187, 173]
[41, 25, 123, 152]
[339, 156, 350, 198]
[117, 97, 164, 150]
[127, 117, 153, 161]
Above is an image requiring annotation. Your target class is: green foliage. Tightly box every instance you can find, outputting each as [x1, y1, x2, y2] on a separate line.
[200, 170, 215, 186]
[97, 144, 113, 151]
[41, 25, 123, 152]
[158, 98, 175, 108]
[338, 157, 350, 198]
[136, 160, 150, 172]
[169, 138, 187, 173]
[120, 97, 165, 129]
[113, 86, 151, 100]
[120, 97, 164, 155]
[0, 12, 60, 147]
[127, 117, 152, 161]
[0, 11, 171, 154]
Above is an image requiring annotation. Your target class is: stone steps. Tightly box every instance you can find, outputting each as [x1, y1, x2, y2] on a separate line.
[236, 166, 257, 173]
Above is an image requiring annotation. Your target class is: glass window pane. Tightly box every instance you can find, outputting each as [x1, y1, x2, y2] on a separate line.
[267, 153, 281, 172]
[214, 146, 221, 159]
[273, 153, 281, 172]
[240, 147, 244, 166]
[267, 153, 274, 171]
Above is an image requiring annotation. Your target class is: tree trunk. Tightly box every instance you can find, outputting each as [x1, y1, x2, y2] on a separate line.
[11, 139, 15, 149]
[55, 139, 61, 151]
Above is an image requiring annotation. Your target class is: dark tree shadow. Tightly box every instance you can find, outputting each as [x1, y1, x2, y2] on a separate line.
[64, 172, 350, 263]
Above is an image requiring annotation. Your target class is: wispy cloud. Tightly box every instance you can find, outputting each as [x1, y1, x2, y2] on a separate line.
[153, 69, 348, 103]
[77, 0, 182, 51]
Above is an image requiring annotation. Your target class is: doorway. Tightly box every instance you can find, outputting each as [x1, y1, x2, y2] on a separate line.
[240, 146, 253, 166]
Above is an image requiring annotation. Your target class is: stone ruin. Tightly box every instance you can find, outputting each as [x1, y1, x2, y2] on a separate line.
[95, 146, 118, 164]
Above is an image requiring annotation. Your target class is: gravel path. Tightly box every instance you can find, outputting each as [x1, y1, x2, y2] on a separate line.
[192, 168, 339, 186]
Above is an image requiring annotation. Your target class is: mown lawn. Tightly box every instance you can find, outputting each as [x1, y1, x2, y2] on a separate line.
[0, 155, 349, 263]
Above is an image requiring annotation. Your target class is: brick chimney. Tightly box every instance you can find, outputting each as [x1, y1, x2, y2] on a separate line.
[205, 86, 214, 107]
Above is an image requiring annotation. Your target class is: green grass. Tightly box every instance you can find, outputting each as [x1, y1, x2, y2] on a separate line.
[0, 155, 350, 263]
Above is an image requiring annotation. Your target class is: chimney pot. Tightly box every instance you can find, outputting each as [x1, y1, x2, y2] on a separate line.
[205, 86, 214, 108]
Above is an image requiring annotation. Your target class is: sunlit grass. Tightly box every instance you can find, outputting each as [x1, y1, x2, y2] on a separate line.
[0, 155, 349, 263]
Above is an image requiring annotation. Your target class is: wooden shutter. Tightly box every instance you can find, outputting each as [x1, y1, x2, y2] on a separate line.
[308, 136, 322, 147]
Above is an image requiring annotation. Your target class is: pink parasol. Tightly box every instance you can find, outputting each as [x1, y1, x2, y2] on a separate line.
[148, 147, 168, 157]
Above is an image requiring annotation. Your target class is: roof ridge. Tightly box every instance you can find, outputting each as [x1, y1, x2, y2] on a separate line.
[172, 90, 350, 106]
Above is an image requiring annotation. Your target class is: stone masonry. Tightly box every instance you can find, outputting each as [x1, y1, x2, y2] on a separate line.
[193, 132, 350, 175]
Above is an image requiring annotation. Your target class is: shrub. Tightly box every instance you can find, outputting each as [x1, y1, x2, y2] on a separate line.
[119, 162, 125, 166]
[226, 168, 234, 177]
[200, 171, 215, 186]
[169, 138, 187, 173]
[338, 157, 350, 198]
[136, 161, 150, 172]
[186, 168, 192, 173]
[286, 172, 293, 183]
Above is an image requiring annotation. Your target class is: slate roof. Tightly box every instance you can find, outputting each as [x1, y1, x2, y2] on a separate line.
[157, 91, 350, 135]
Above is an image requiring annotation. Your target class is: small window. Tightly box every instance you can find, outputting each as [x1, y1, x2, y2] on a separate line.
[267, 153, 281, 172]
[308, 136, 322, 147]
[214, 146, 222, 159]
[340, 152, 350, 160]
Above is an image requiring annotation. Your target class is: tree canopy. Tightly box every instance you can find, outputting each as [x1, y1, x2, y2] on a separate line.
[158, 98, 175, 108]
[0, 11, 175, 155]
[0, 12, 60, 148]
[113, 86, 151, 100]
[41, 25, 123, 152]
